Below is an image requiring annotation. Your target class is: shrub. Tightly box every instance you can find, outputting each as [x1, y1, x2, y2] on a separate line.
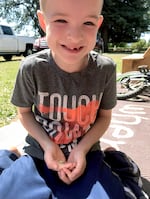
[131, 39, 147, 52]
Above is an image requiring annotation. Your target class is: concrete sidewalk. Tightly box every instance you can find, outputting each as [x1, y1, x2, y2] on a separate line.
[0, 120, 27, 152]
[0, 100, 150, 195]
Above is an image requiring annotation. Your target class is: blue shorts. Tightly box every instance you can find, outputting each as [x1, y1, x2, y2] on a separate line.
[0, 150, 148, 199]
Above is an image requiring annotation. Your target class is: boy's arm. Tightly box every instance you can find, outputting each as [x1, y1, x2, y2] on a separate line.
[17, 107, 70, 171]
[18, 107, 53, 151]
[77, 108, 112, 154]
[67, 108, 112, 182]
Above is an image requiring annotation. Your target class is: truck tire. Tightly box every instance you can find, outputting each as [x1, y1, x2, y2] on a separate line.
[3, 55, 13, 61]
[23, 45, 33, 57]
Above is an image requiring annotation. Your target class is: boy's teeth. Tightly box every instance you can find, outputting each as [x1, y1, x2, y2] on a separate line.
[68, 46, 79, 49]
[62, 44, 82, 51]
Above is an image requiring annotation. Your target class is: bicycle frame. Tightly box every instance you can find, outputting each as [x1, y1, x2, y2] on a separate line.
[116, 66, 150, 100]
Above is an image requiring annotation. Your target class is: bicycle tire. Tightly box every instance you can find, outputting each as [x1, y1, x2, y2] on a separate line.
[117, 84, 148, 100]
[116, 71, 148, 100]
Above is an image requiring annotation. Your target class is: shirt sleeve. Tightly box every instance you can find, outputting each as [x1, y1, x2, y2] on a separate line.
[100, 60, 117, 110]
[11, 60, 35, 107]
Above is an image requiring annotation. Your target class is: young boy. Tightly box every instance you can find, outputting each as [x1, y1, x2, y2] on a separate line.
[11, 0, 117, 185]
[1, 0, 148, 198]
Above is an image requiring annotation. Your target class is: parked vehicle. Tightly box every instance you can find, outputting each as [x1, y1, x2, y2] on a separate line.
[117, 65, 150, 100]
[33, 35, 104, 53]
[0, 24, 35, 61]
[33, 36, 48, 52]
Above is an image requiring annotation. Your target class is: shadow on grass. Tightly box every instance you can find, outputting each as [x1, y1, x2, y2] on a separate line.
[0, 58, 22, 63]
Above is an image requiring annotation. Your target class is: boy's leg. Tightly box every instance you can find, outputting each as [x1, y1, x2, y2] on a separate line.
[32, 150, 127, 199]
[0, 150, 51, 199]
[104, 149, 149, 199]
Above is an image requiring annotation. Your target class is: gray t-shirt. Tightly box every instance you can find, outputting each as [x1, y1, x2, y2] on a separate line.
[11, 49, 116, 159]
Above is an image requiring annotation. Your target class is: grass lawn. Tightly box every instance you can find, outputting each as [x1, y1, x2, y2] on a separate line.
[104, 53, 129, 73]
[0, 53, 128, 127]
[0, 57, 21, 127]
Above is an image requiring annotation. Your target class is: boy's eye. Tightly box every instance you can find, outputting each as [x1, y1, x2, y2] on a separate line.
[54, 19, 67, 23]
[84, 21, 95, 26]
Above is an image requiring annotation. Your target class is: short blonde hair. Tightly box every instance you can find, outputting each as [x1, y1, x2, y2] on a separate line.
[39, 0, 103, 12]
[39, 0, 45, 11]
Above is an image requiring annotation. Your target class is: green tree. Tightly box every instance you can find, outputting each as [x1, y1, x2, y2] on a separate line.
[101, 0, 150, 51]
[0, 0, 43, 36]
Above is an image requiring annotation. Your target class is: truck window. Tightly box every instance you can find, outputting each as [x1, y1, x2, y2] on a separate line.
[1, 25, 13, 35]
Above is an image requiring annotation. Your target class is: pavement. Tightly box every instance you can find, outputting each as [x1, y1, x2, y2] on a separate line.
[101, 99, 150, 196]
[0, 99, 150, 196]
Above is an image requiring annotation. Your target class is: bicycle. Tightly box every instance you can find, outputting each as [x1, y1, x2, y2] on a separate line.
[116, 65, 150, 100]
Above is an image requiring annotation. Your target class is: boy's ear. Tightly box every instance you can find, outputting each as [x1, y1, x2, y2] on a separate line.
[37, 10, 46, 32]
[97, 15, 103, 28]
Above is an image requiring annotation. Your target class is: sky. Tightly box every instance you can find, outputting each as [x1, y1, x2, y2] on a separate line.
[140, 32, 150, 43]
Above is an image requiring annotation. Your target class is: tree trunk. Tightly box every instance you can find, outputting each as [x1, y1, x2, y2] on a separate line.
[101, 25, 109, 52]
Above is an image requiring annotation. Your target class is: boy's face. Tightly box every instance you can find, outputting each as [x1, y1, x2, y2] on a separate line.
[38, 0, 103, 70]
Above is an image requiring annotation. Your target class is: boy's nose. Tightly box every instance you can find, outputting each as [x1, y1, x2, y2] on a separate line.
[67, 27, 83, 43]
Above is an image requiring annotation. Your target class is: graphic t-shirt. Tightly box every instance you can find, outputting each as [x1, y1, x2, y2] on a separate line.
[11, 49, 116, 159]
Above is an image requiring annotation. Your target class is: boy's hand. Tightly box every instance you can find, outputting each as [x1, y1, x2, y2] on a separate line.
[57, 163, 76, 184]
[67, 148, 86, 182]
[44, 143, 85, 184]
[44, 143, 76, 184]
[44, 142, 73, 171]
[59, 148, 86, 184]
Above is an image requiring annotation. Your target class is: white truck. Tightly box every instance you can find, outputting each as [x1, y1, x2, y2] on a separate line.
[0, 24, 35, 61]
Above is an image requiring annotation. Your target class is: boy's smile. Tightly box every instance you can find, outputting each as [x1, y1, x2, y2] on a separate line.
[61, 45, 84, 54]
[38, 0, 103, 72]
[62, 45, 83, 53]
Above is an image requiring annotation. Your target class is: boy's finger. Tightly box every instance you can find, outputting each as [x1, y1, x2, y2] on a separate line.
[58, 170, 72, 184]
[62, 167, 72, 177]
[58, 162, 75, 171]
[69, 164, 84, 181]
[68, 162, 77, 170]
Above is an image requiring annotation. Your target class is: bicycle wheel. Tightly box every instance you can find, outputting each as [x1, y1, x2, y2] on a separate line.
[117, 72, 147, 100]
